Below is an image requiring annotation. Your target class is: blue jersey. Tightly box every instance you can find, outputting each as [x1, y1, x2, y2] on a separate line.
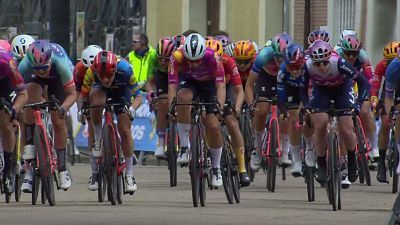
[277, 63, 302, 104]
[18, 43, 74, 88]
[385, 57, 400, 95]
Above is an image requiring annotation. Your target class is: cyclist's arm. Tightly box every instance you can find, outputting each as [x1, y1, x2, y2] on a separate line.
[244, 70, 258, 105]
[128, 73, 143, 110]
[77, 68, 95, 110]
[299, 65, 311, 109]
[8, 59, 28, 112]
[277, 65, 287, 105]
[384, 60, 400, 113]
[360, 50, 374, 84]
[54, 54, 77, 110]
[226, 57, 244, 112]
[371, 60, 385, 97]
[168, 55, 179, 106]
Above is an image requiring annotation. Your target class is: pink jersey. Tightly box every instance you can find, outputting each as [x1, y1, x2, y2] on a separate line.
[0, 51, 26, 92]
[305, 55, 346, 87]
[168, 48, 225, 84]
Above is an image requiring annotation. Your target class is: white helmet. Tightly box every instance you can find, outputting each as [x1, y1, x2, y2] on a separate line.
[251, 41, 259, 54]
[81, 45, 103, 67]
[11, 34, 35, 59]
[183, 33, 206, 60]
[224, 42, 235, 57]
[341, 29, 357, 38]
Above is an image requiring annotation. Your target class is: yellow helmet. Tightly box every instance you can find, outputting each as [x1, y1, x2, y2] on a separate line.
[383, 41, 400, 60]
[206, 39, 223, 56]
[233, 40, 256, 60]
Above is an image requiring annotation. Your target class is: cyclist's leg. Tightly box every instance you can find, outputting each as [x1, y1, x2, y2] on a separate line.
[377, 112, 390, 182]
[154, 71, 169, 158]
[251, 74, 271, 171]
[288, 108, 302, 176]
[310, 85, 330, 184]
[360, 100, 378, 160]
[176, 78, 194, 164]
[90, 87, 106, 157]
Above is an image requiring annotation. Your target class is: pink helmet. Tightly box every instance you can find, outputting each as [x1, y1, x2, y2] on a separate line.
[340, 35, 362, 51]
[308, 40, 332, 61]
[0, 39, 11, 52]
[156, 37, 175, 57]
[27, 40, 52, 66]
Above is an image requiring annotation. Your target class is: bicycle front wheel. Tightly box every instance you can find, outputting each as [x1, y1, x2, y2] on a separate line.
[327, 131, 339, 211]
[167, 121, 178, 187]
[189, 125, 201, 207]
[267, 120, 278, 193]
[97, 162, 107, 202]
[103, 125, 118, 205]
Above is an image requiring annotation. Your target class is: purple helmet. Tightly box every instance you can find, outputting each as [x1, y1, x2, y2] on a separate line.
[27, 40, 52, 66]
[308, 30, 330, 45]
[308, 40, 332, 61]
[215, 35, 231, 48]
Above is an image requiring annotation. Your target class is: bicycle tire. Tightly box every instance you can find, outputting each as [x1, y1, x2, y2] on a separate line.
[327, 131, 338, 211]
[15, 173, 22, 202]
[305, 165, 315, 202]
[34, 126, 56, 206]
[221, 141, 234, 204]
[167, 121, 178, 187]
[358, 156, 365, 184]
[232, 169, 240, 203]
[66, 115, 75, 166]
[240, 113, 255, 182]
[361, 152, 371, 186]
[41, 182, 47, 204]
[117, 174, 123, 204]
[103, 125, 117, 205]
[189, 125, 201, 207]
[32, 165, 40, 205]
[393, 147, 399, 194]
[354, 122, 371, 186]
[282, 167, 286, 181]
[97, 162, 107, 202]
[267, 120, 278, 193]
[199, 172, 207, 207]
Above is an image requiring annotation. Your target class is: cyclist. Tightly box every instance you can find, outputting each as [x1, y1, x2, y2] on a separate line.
[307, 29, 330, 45]
[336, 35, 379, 164]
[19, 40, 76, 191]
[0, 39, 11, 52]
[244, 33, 293, 172]
[232, 40, 257, 86]
[383, 47, 400, 177]
[168, 33, 225, 187]
[373, 41, 400, 183]
[214, 31, 231, 50]
[206, 39, 251, 186]
[11, 34, 35, 63]
[225, 42, 236, 57]
[74, 44, 103, 190]
[0, 49, 28, 192]
[277, 44, 314, 176]
[299, 40, 370, 188]
[77, 51, 142, 193]
[149, 37, 176, 158]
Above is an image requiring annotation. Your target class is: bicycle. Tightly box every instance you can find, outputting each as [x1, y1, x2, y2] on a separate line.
[0, 98, 24, 203]
[81, 98, 134, 205]
[352, 113, 372, 186]
[169, 97, 216, 207]
[220, 102, 240, 204]
[66, 111, 80, 166]
[389, 107, 399, 193]
[23, 96, 64, 206]
[239, 105, 255, 182]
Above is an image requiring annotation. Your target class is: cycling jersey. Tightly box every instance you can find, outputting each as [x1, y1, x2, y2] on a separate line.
[73, 60, 87, 91]
[18, 43, 75, 89]
[153, 67, 168, 96]
[336, 47, 373, 83]
[168, 48, 225, 84]
[277, 63, 302, 105]
[251, 46, 280, 76]
[385, 57, 400, 94]
[81, 58, 141, 98]
[221, 54, 241, 86]
[371, 59, 389, 97]
[0, 51, 26, 93]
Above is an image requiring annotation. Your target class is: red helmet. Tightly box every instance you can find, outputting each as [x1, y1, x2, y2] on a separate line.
[92, 51, 117, 79]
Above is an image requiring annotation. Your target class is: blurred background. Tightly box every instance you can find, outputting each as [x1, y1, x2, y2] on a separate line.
[0, 0, 399, 65]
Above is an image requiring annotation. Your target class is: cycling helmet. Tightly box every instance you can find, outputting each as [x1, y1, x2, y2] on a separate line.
[340, 35, 362, 51]
[206, 39, 223, 56]
[341, 29, 357, 38]
[233, 40, 256, 60]
[251, 41, 259, 54]
[205, 36, 215, 41]
[157, 37, 175, 57]
[383, 41, 399, 60]
[308, 30, 330, 45]
[11, 35, 35, 58]
[0, 39, 11, 52]
[92, 51, 117, 79]
[81, 45, 103, 68]
[27, 40, 52, 66]
[225, 42, 235, 57]
[215, 35, 231, 48]
[285, 44, 305, 65]
[182, 33, 206, 60]
[271, 33, 292, 54]
[173, 35, 185, 48]
[308, 40, 332, 62]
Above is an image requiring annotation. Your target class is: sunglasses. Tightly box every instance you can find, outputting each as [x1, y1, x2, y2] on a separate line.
[32, 64, 50, 74]
[344, 51, 359, 57]
[313, 61, 330, 67]
[132, 40, 141, 44]
[236, 59, 251, 65]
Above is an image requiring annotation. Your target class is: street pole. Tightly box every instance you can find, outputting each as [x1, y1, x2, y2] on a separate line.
[304, 0, 311, 48]
[50, 0, 70, 55]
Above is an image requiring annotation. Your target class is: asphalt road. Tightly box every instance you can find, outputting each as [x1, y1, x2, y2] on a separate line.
[0, 162, 396, 225]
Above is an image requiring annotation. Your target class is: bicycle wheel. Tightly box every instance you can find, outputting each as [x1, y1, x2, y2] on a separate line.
[66, 115, 75, 166]
[103, 125, 118, 205]
[31, 164, 40, 205]
[199, 170, 207, 207]
[189, 125, 201, 207]
[354, 123, 371, 186]
[167, 121, 177, 187]
[267, 120, 278, 193]
[240, 114, 255, 182]
[305, 165, 315, 202]
[97, 162, 107, 202]
[231, 165, 240, 203]
[221, 141, 234, 204]
[15, 172, 22, 202]
[327, 131, 338, 211]
[34, 126, 56, 206]
[393, 147, 399, 194]
[360, 152, 371, 186]
[117, 174, 123, 204]
[358, 156, 365, 184]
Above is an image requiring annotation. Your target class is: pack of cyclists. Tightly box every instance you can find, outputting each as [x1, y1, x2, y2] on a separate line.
[0, 27, 399, 204]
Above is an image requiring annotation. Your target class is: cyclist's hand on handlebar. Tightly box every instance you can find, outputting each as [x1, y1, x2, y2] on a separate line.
[77, 111, 86, 124]
[128, 106, 136, 121]
[370, 96, 379, 109]
[58, 106, 66, 118]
